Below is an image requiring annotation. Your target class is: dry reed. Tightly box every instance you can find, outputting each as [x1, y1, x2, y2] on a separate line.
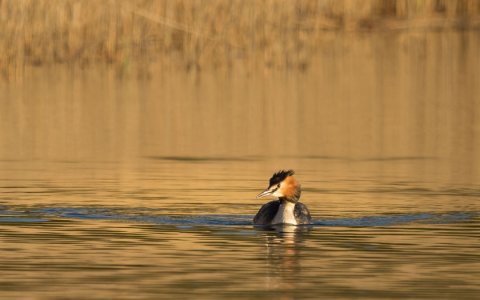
[1, 0, 479, 78]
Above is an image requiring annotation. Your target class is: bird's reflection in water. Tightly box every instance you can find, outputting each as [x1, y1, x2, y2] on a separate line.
[255, 225, 312, 297]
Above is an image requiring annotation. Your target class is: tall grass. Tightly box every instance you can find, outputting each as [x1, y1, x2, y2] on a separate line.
[1, 0, 479, 78]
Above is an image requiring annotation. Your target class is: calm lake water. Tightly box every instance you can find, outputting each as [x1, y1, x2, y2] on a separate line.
[1, 31, 480, 299]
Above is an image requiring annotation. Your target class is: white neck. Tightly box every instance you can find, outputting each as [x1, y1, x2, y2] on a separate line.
[272, 201, 297, 225]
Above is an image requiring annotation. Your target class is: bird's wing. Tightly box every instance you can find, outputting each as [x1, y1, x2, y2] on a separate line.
[294, 202, 312, 224]
[253, 200, 280, 225]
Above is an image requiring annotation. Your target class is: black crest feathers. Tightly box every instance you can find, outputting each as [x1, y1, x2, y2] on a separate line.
[268, 170, 295, 187]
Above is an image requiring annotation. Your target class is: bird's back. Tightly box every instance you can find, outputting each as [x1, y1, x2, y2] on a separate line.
[253, 200, 280, 225]
[293, 202, 312, 224]
[253, 200, 312, 225]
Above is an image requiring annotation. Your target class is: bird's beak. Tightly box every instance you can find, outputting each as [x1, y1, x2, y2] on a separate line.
[256, 188, 273, 199]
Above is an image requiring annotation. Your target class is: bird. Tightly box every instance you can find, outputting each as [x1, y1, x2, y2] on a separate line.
[253, 170, 312, 226]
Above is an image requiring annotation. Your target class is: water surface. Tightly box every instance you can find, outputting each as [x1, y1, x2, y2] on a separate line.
[1, 158, 479, 299]
[1, 30, 480, 299]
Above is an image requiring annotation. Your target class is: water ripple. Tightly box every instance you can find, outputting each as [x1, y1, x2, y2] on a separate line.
[0, 206, 476, 227]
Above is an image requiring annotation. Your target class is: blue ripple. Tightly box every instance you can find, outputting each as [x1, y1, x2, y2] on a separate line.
[1, 206, 476, 227]
[315, 212, 474, 226]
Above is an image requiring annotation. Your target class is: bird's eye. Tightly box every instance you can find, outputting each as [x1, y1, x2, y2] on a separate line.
[277, 184, 280, 188]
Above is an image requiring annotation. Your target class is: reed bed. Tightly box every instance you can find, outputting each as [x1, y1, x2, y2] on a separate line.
[1, 0, 479, 78]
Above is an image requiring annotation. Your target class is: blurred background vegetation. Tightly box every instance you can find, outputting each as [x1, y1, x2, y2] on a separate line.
[1, 0, 479, 79]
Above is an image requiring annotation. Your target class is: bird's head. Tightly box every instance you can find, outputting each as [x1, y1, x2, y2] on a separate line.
[256, 169, 301, 202]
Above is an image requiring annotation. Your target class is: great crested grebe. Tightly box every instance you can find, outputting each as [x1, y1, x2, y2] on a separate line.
[253, 170, 311, 225]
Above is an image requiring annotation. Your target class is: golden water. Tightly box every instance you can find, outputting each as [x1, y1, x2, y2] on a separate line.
[1, 31, 479, 299]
